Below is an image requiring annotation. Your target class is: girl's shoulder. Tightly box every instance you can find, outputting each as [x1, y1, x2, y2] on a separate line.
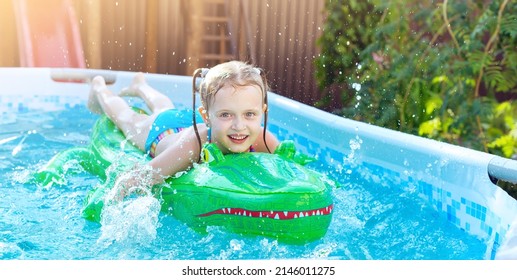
[253, 128, 280, 153]
[188, 123, 210, 144]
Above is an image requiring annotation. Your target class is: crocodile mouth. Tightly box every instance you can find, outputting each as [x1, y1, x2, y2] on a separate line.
[197, 204, 333, 220]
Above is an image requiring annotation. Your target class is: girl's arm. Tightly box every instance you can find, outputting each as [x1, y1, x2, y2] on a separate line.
[148, 125, 206, 184]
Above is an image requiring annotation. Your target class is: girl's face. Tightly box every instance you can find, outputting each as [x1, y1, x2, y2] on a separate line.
[203, 85, 265, 154]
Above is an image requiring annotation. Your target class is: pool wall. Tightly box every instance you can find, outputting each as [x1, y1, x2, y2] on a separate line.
[1, 67, 516, 259]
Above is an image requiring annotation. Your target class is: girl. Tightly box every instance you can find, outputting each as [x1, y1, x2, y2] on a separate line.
[88, 61, 280, 197]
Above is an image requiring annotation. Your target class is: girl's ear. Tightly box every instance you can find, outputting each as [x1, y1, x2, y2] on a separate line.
[198, 106, 209, 124]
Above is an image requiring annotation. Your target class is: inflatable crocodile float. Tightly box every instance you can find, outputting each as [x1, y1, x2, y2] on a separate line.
[34, 115, 335, 243]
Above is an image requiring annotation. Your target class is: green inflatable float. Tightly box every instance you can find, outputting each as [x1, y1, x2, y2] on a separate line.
[34, 114, 336, 244]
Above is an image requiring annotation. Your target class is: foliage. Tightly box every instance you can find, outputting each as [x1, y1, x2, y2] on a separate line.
[315, 0, 517, 160]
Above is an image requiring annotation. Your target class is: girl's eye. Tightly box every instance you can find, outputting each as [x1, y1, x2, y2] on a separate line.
[220, 112, 231, 118]
[246, 112, 257, 118]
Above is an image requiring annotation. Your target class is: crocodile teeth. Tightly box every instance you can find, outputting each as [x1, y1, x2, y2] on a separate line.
[197, 204, 334, 219]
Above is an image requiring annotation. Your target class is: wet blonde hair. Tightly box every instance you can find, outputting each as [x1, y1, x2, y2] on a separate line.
[192, 60, 271, 156]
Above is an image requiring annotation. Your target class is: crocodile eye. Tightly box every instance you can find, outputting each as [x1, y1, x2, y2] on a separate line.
[202, 143, 224, 164]
[203, 148, 212, 162]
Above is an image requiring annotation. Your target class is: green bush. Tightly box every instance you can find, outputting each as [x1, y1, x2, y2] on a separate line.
[315, 0, 517, 159]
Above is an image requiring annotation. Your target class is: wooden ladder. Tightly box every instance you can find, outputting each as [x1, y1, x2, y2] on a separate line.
[186, 0, 234, 73]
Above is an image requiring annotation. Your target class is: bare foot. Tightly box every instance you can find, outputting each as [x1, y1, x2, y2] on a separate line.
[87, 76, 107, 114]
[119, 72, 147, 98]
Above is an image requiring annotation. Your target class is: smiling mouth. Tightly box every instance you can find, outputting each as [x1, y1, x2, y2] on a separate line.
[228, 134, 248, 143]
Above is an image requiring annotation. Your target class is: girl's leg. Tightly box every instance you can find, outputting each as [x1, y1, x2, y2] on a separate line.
[119, 72, 175, 113]
[88, 76, 152, 151]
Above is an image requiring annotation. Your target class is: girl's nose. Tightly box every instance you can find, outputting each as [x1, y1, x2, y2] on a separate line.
[231, 117, 246, 130]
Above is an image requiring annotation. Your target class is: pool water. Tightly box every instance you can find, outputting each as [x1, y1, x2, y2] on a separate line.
[0, 107, 487, 260]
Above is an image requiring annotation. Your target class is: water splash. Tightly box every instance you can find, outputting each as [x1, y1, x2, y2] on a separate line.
[345, 135, 363, 167]
[307, 242, 338, 259]
[10, 166, 32, 185]
[97, 195, 161, 246]
[11, 135, 27, 156]
[96, 157, 162, 247]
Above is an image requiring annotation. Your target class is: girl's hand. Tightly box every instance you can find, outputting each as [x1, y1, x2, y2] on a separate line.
[114, 174, 150, 201]
[106, 164, 157, 202]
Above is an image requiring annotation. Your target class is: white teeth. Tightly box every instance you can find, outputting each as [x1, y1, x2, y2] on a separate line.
[205, 205, 332, 220]
[229, 135, 247, 140]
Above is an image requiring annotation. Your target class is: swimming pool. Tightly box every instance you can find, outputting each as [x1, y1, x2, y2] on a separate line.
[1, 68, 516, 260]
